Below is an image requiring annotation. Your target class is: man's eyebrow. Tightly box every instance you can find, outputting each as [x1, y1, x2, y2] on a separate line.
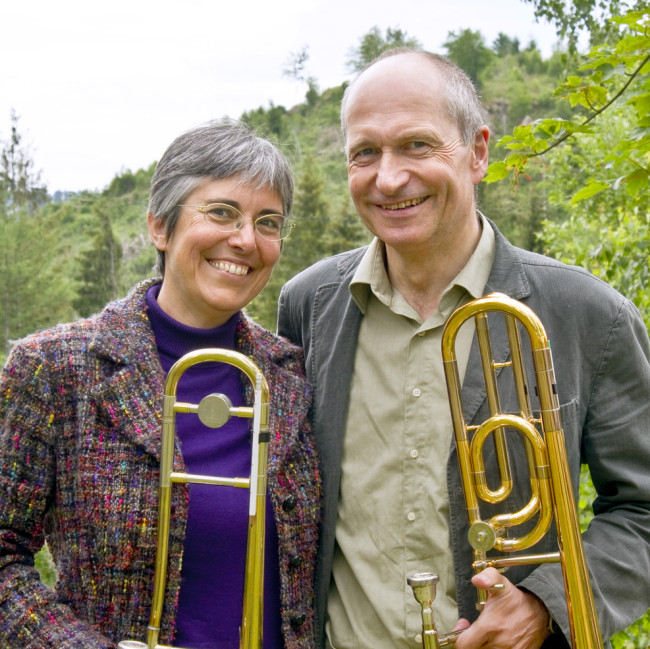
[398, 128, 441, 142]
[347, 137, 376, 151]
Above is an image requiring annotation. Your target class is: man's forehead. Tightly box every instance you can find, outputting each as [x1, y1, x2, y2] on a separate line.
[343, 55, 445, 123]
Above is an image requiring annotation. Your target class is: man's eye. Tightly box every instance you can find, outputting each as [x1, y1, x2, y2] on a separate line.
[406, 141, 430, 151]
[350, 147, 378, 164]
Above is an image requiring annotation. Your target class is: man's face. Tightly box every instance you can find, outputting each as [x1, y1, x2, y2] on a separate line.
[344, 53, 488, 258]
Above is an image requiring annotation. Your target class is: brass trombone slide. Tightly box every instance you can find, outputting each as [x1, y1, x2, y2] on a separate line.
[118, 348, 270, 649]
[408, 293, 603, 649]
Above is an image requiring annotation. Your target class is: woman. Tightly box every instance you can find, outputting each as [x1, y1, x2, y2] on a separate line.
[0, 120, 320, 649]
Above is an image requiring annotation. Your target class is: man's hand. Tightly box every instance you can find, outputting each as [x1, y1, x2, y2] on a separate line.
[452, 568, 551, 649]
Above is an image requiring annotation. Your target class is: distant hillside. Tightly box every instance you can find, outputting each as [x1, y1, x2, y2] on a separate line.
[1, 37, 571, 357]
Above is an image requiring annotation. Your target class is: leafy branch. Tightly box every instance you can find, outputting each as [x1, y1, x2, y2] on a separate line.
[485, 9, 650, 203]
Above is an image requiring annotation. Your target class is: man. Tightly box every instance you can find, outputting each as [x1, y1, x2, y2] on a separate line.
[277, 48, 650, 649]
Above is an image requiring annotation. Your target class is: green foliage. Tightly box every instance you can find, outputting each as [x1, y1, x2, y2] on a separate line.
[443, 29, 495, 88]
[0, 110, 48, 215]
[486, 9, 650, 204]
[0, 113, 73, 361]
[35, 544, 56, 589]
[533, 98, 649, 328]
[493, 33, 522, 56]
[521, 0, 647, 51]
[10, 19, 650, 645]
[73, 200, 123, 317]
[346, 26, 421, 73]
[611, 616, 650, 649]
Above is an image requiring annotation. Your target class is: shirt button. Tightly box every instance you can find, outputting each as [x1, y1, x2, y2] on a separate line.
[415, 634, 423, 643]
[417, 331, 426, 337]
[407, 511, 416, 521]
[412, 387, 422, 397]
[409, 449, 419, 459]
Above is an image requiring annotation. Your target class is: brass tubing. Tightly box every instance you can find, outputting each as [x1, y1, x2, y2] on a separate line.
[475, 314, 512, 501]
[118, 348, 270, 649]
[411, 293, 603, 649]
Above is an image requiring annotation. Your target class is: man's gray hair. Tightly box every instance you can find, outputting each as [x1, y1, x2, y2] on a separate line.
[148, 119, 294, 275]
[340, 47, 485, 146]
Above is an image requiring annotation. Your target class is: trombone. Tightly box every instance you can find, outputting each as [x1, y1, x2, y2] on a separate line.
[408, 293, 603, 649]
[118, 348, 270, 649]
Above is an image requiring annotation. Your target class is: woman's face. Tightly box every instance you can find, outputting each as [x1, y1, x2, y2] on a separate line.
[148, 176, 284, 329]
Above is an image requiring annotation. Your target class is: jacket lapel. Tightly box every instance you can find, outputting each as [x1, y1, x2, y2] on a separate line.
[88, 280, 168, 461]
[238, 315, 313, 468]
[460, 220, 531, 426]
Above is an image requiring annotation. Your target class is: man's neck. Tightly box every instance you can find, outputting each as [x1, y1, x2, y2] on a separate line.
[384, 215, 483, 320]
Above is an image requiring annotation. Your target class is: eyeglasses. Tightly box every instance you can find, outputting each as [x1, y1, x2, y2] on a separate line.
[179, 203, 293, 241]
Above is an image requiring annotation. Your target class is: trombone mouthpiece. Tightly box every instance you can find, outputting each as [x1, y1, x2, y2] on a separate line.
[408, 572, 439, 605]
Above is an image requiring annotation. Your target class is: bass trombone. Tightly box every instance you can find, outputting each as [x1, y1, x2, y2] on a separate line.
[118, 348, 270, 649]
[408, 293, 603, 649]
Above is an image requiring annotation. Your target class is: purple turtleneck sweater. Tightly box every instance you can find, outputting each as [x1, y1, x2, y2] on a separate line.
[146, 286, 283, 649]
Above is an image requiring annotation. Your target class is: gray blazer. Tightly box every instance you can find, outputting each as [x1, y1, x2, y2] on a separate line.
[278, 221, 650, 648]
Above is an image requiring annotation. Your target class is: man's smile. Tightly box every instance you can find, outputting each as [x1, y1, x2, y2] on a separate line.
[380, 196, 429, 210]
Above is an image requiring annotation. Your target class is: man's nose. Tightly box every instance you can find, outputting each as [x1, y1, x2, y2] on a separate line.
[375, 151, 409, 195]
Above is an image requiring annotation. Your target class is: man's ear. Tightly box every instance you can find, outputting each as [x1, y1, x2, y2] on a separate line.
[147, 212, 167, 251]
[471, 125, 490, 183]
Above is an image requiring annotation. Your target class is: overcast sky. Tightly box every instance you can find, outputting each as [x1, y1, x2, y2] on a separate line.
[1, 0, 561, 193]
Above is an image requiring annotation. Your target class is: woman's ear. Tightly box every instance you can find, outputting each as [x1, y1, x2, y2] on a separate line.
[147, 212, 167, 251]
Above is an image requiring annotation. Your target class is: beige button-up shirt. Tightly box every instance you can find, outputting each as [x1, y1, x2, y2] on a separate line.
[326, 216, 495, 649]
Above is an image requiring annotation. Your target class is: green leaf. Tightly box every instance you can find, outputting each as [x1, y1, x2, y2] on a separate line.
[484, 161, 510, 183]
[570, 179, 610, 204]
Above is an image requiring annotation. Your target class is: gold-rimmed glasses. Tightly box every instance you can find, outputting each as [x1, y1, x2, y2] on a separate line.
[179, 203, 294, 241]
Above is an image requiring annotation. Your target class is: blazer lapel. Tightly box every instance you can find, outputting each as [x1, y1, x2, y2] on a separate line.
[87, 281, 168, 461]
[460, 220, 531, 426]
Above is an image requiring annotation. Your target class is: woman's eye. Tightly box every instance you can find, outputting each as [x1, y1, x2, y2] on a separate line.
[256, 216, 282, 232]
[207, 205, 238, 221]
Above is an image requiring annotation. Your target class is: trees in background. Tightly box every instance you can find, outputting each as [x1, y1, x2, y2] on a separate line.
[0, 112, 70, 358]
[3, 7, 650, 643]
[443, 29, 495, 88]
[73, 200, 123, 317]
[345, 26, 422, 72]
[485, 7, 649, 335]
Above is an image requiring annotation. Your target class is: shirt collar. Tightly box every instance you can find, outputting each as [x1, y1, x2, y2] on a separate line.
[350, 211, 495, 317]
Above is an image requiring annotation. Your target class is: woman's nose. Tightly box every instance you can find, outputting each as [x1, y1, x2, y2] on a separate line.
[227, 219, 258, 250]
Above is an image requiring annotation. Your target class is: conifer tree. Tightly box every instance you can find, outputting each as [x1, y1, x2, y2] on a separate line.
[73, 200, 123, 317]
[0, 112, 53, 358]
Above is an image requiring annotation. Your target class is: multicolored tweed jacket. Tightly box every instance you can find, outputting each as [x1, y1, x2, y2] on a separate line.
[0, 278, 321, 649]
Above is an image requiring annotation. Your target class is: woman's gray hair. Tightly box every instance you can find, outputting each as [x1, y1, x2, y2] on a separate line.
[341, 47, 485, 147]
[148, 118, 294, 275]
